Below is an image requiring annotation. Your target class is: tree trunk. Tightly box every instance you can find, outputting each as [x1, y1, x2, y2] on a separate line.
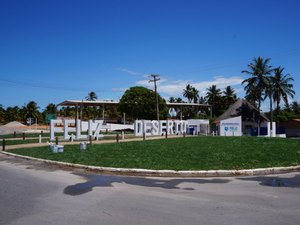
[270, 94, 273, 131]
[257, 100, 261, 136]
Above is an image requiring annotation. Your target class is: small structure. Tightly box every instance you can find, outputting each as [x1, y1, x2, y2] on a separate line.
[186, 119, 210, 135]
[219, 116, 242, 136]
[214, 99, 270, 136]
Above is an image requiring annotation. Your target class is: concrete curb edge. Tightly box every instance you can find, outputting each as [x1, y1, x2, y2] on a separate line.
[2, 150, 300, 177]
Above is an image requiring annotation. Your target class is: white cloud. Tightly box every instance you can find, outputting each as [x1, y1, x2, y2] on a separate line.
[118, 68, 141, 76]
[136, 76, 244, 98]
[112, 87, 128, 92]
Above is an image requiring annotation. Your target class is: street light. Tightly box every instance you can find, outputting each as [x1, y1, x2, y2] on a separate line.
[149, 74, 160, 121]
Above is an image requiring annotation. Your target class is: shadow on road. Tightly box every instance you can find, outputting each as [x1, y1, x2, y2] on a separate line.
[0, 154, 61, 172]
[238, 175, 300, 188]
[64, 173, 231, 196]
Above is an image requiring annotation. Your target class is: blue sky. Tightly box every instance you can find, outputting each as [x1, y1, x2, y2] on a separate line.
[1, 0, 300, 111]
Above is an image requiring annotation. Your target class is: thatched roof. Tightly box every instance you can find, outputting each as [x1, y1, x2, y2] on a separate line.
[214, 99, 269, 123]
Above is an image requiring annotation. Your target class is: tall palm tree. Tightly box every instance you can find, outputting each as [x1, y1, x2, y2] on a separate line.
[272, 67, 295, 122]
[264, 75, 276, 128]
[183, 84, 199, 103]
[205, 85, 222, 117]
[183, 84, 192, 102]
[85, 91, 98, 119]
[86, 91, 98, 101]
[242, 57, 273, 134]
[242, 57, 273, 112]
[222, 86, 237, 106]
[244, 86, 262, 108]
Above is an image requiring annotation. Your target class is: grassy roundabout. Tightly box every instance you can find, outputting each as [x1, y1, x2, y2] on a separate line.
[8, 136, 300, 170]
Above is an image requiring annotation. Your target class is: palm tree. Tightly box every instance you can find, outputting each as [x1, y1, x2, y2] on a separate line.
[23, 101, 40, 124]
[175, 97, 183, 103]
[264, 76, 275, 127]
[183, 84, 199, 103]
[242, 57, 273, 111]
[85, 91, 98, 119]
[272, 67, 295, 122]
[205, 85, 222, 117]
[222, 86, 237, 107]
[86, 91, 98, 101]
[44, 103, 57, 115]
[242, 57, 273, 134]
[169, 97, 176, 103]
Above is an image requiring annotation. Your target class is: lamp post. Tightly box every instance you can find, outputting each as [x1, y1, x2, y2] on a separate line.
[149, 74, 160, 121]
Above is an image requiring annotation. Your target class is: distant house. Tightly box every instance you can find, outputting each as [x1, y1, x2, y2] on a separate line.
[214, 99, 269, 136]
[280, 119, 300, 137]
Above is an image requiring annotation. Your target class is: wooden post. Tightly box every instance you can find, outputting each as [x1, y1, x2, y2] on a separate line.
[41, 130, 43, 137]
[89, 135, 92, 145]
[143, 132, 146, 141]
[2, 139, 5, 151]
[22, 133, 25, 140]
[183, 132, 186, 138]
[165, 131, 168, 139]
[116, 133, 119, 143]
[13, 131, 16, 138]
[55, 137, 58, 145]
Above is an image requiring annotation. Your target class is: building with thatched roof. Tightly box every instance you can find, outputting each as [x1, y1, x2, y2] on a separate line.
[214, 99, 269, 136]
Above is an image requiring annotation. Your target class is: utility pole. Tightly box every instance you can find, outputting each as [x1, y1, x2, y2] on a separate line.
[149, 74, 160, 121]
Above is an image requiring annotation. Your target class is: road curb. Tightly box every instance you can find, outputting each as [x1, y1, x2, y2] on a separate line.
[1, 150, 300, 177]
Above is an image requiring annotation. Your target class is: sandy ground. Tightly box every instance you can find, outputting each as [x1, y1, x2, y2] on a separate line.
[0, 124, 49, 135]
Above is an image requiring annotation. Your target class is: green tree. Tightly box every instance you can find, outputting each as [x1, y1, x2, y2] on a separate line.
[0, 104, 6, 124]
[205, 85, 222, 117]
[242, 57, 273, 134]
[222, 86, 237, 107]
[272, 67, 295, 122]
[86, 91, 98, 101]
[290, 101, 300, 115]
[58, 106, 75, 117]
[5, 106, 21, 122]
[85, 91, 98, 119]
[183, 84, 199, 103]
[23, 101, 41, 124]
[169, 97, 176, 103]
[242, 57, 273, 114]
[118, 86, 168, 121]
[44, 103, 57, 115]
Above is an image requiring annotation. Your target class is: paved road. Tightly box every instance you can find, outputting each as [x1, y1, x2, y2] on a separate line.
[1, 154, 300, 225]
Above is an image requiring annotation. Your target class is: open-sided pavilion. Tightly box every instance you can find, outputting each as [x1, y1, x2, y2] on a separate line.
[58, 100, 211, 122]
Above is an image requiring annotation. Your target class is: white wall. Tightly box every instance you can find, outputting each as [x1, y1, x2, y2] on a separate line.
[220, 116, 242, 136]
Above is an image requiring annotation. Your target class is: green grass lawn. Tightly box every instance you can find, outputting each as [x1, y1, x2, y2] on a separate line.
[0, 138, 50, 146]
[8, 136, 300, 170]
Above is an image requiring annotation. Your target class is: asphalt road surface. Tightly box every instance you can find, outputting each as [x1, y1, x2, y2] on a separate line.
[1, 154, 300, 225]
